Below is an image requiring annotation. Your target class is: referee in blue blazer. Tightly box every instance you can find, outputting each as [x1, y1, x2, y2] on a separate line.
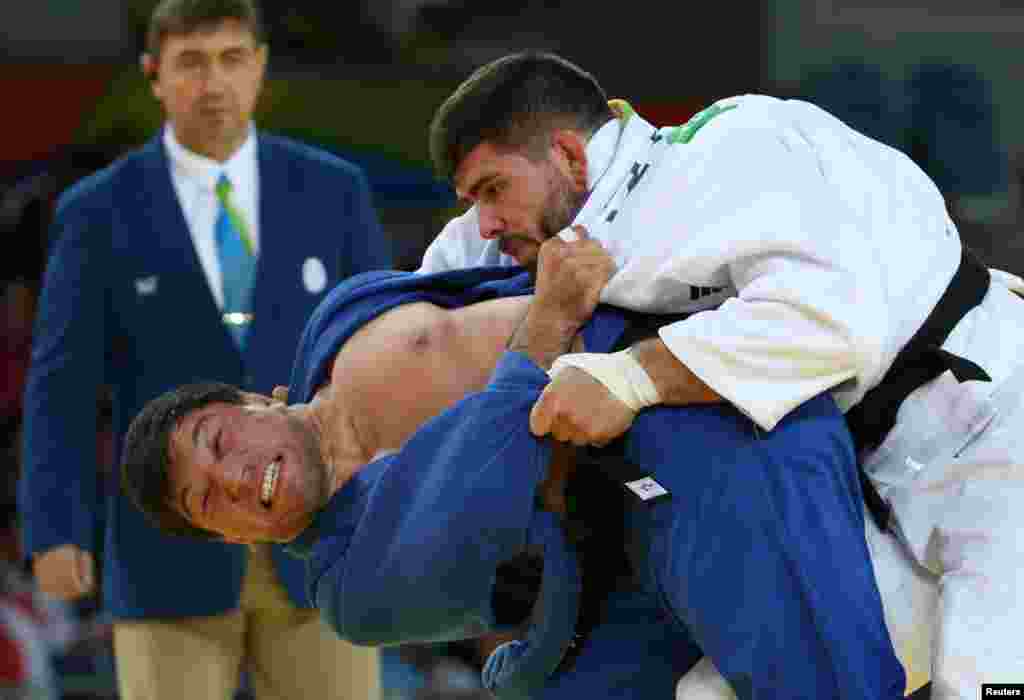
[19, 1, 389, 698]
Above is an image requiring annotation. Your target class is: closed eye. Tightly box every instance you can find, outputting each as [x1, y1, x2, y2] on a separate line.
[481, 180, 504, 202]
[222, 48, 247, 66]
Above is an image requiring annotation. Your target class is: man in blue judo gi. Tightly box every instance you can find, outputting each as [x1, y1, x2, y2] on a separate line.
[120, 265, 907, 700]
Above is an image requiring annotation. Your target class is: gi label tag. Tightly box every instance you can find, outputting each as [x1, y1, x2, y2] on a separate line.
[624, 476, 669, 502]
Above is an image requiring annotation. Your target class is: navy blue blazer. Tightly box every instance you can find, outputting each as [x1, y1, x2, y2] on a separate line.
[19, 131, 391, 619]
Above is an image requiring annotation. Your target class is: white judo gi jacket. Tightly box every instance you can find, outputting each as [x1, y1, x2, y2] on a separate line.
[422, 95, 967, 430]
[421, 95, 1024, 698]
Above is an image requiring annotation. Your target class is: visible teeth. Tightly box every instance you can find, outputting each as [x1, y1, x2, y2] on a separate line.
[261, 461, 279, 505]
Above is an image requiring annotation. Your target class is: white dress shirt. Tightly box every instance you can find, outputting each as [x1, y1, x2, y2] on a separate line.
[163, 124, 261, 310]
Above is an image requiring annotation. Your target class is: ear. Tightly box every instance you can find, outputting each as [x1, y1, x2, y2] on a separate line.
[550, 130, 589, 193]
[219, 533, 251, 545]
[271, 386, 289, 405]
[254, 43, 269, 88]
[141, 53, 162, 97]
[241, 391, 273, 408]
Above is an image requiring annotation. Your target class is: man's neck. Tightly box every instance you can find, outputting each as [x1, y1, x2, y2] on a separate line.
[303, 391, 371, 500]
[583, 117, 622, 192]
[168, 123, 249, 163]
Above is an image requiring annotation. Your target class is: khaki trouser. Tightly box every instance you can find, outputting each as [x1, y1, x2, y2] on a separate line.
[113, 544, 379, 699]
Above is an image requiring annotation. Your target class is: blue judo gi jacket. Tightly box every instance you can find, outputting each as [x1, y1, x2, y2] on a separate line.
[287, 268, 907, 700]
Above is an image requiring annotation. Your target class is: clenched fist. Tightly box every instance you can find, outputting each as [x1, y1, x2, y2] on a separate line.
[532, 225, 616, 330]
[530, 366, 636, 447]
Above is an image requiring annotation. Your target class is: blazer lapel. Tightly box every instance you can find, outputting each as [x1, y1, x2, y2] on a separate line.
[252, 135, 289, 310]
[136, 135, 236, 349]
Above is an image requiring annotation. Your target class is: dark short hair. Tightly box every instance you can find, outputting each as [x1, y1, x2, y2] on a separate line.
[121, 381, 245, 540]
[429, 51, 615, 183]
[146, 0, 265, 58]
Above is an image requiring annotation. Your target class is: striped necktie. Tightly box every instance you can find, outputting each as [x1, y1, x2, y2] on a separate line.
[214, 173, 257, 349]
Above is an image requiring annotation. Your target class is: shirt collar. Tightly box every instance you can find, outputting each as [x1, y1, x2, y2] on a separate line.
[584, 100, 635, 192]
[584, 118, 620, 192]
[163, 123, 258, 191]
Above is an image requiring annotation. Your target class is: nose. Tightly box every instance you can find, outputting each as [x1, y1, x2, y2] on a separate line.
[222, 474, 241, 504]
[220, 462, 249, 504]
[477, 205, 505, 241]
[201, 62, 229, 95]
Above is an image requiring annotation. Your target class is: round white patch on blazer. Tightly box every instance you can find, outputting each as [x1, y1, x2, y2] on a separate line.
[302, 257, 327, 294]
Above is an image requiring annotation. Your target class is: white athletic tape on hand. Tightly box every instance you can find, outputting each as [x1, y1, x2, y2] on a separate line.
[548, 349, 661, 412]
[556, 227, 580, 243]
[991, 267, 1024, 296]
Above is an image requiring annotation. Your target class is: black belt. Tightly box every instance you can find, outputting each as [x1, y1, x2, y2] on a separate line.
[846, 247, 991, 531]
[610, 248, 992, 533]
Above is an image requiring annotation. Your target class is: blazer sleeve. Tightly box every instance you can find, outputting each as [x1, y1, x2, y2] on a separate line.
[19, 188, 108, 557]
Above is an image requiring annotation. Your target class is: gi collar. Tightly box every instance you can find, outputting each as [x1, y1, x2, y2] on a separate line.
[572, 101, 657, 231]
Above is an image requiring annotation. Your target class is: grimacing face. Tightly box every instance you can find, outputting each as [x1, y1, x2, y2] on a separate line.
[454, 138, 587, 271]
[166, 396, 328, 543]
[145, 18, 267, 160]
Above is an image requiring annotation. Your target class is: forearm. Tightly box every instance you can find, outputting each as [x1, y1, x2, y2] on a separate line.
[22, 215, 104, 555]
[509, 229, 615, 369]
[507, 308, 580, 371]
[631, 337, 722, 406]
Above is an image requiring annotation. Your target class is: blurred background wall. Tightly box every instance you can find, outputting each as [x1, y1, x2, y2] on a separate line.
[0, 0, 769, 268]
[3, 0, 1019, 271]
[767, 0, 1023, 263]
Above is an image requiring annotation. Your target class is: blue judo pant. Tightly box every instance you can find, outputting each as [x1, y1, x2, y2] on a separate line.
[630, 393, 905, 699]
[538, 583, 702, 699]
[546, 392, 906, 700]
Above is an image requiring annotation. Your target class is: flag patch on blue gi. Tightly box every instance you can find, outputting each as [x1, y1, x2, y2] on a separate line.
[624, 476, 670, 503]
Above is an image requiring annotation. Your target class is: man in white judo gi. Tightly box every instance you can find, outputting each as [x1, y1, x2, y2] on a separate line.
[419, 50, 1024, 699]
